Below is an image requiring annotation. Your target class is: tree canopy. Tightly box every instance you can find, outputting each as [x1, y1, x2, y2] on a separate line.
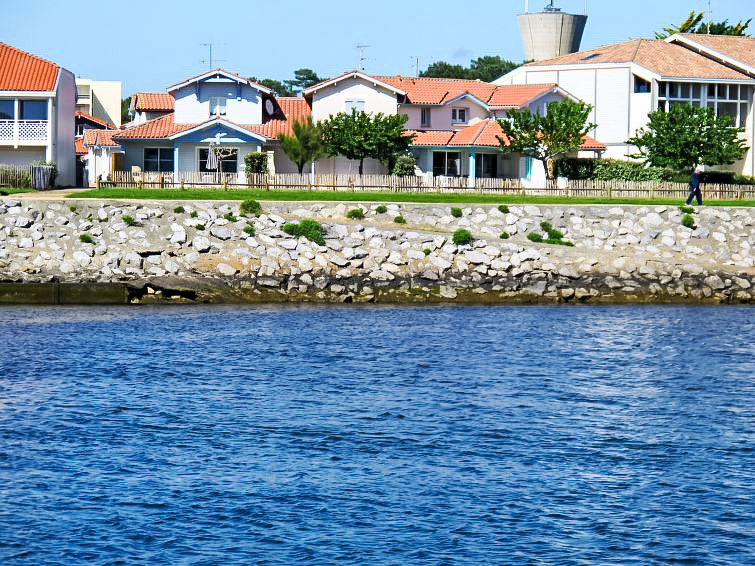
[655, 11, 751, 38]
[627, 103, 748, 171]
[278, 117, 327, 174]
[250, 68, 325, 97]
[496, 99, 596, 180]
[320, 110, 413, 174]
[121, 96, 131, 124]
[421, 56, 520, 83]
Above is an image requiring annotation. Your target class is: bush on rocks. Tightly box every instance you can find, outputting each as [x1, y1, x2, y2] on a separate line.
[376, 205, 388, 214]
[243, 224, 255, 236]
[282, 219, 325, 245]
[681, 214, 696, 229]
[173, 206, 185, 214]
[69, 205, 77, 213]
[224, 212, 238, 222]
[451, 207, 463, 218]
[527, 232, 543, 243]
[679, 205, 695, 214]
[452, 228, 472, 246]
[347, 208, 365, 220]
[190, 210, 198, 218]
[423, 248, 431, 256]
[122, 215, 136, 226]
[195, 223, 205, 231]
[79, 233, 94, 244]
[498, 205, 509, 214]
[394, 215, 406, 224]
[500, 231, 510, 239]
[240, 200, 262, 216]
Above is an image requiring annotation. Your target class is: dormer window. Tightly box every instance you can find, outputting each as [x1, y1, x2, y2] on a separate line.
[209, 97, 226, 116]
[451, 108, 467, 124]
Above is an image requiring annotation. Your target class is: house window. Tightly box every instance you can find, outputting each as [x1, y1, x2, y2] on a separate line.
[659, 81, 750, 127]
[475, 153, 498, 178]
[19, 100, 47, 120]
[345, 100, 365, 113]
[143, 148, 174, 172]
[433, 151, 461, 177]
[451, 108, 467, 124]
[198, 148, 238, 173]
[421, 108, 431, 127]
[0, 100, 13, 120]
[209, 97, 227, 116]
[633, 75, 651, 93]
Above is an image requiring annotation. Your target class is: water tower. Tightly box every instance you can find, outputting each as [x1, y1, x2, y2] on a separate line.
[518, 1, 588, 62]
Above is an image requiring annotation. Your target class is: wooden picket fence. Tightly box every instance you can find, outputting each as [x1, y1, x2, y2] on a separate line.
[0, 164, 33, 188]
[98, 170, 755, 200]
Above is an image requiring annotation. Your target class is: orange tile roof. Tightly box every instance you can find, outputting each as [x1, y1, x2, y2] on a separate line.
[132, 92, 174, 112]
[374, 75, 497, 105]
[248, 97, 311, 138]
[83, 128, 121, 147]
[112, 114, 187, 139]
[672, 34, 755, 70]
[75, 111, 114, 129]
[487, 84, 558, 108]
[528, 39, 750, 80]
[406, 130, 455, 146]
[0, 42, 59, 91]
[74, 137, 87, 155]
[580, 135, 605, 150]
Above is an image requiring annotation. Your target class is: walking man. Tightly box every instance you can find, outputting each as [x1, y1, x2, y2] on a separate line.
[686, 165, 703, 206]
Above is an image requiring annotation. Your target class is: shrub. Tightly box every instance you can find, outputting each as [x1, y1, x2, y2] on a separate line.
[392, 154, 416, 176]
[681, 214, 696, 229]
[498, 205, 509, 214]
[376, 205, 388, 214]
[122, 215, 136, 226]
[244, 152, 268, 176]
[450, 207, 463, 218]
[195, 223, 205, 231]
[547, 228, 564, 240]
[452, 228, 472, 246]
[423, 248, 431, 256]
[555, 158, 665, 182]
[527, 232, 543, 243]
[500, 231, 510, 239]
[173, 206, 185, 214]
[190, 210, 198, 218]
[282, 219, 325, 245]
[347, 208, 365, 220]
[239, 199, 262, 216]
[545, 238, 575, 247]
[69, 205, 77, 212]
[243, 224, 255, 236]
[224, 212, 238, 222]
[394, 215, 406, 224]
[679, 205, 695, 214]
[539, 221, 552, 232]
[79, 233, 94, 244]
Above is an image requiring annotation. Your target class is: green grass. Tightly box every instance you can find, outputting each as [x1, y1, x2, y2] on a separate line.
[0, 187, 35, 195]
[71, 188, 755, 207]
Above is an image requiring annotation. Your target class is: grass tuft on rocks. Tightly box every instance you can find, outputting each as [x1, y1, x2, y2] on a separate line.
[681, 214, 696, 229]
[190, 210, 198, 218]
[243, 224, 255, 236]
[423, 248, 431, 256]
[69, 205, 77, 213]
[679, 205, 695, 214]
[376, 205, 388, 214]
[527, 232, 543, 243]
[452, 228, 473, 246]
[173, 206, 185, 214]
[498, 204, 509, 213]
[393, 215, 406, 224]
[224, 212, 238, 222]
[346, 208, 365, 220]
[79, 233, 94, 244]
[195, 223, 205, 231]
[282, 219, 325, 245]
[239, 199, 262, 216]
[122, 215, 136, 226]
[500, 231, 510, 239]
[451, 207, 463, 218]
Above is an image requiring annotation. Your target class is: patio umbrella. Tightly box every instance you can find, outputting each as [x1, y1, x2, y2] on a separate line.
[206, 143, 219, 171]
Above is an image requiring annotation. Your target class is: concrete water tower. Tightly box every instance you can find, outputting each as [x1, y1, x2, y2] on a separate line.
[518, 0, 588, 61]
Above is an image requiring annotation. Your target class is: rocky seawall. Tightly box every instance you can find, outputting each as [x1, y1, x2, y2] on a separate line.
[0, 198, 752, 304]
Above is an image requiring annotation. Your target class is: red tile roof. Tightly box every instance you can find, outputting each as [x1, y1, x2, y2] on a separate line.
[74, 137, 87, 155]
[528, 39, 750, 80]
[0, 42, 59, 91]
[672, 34, 755, 70]
[132, 92, 174, 112]
[248, 97, 311, 138]
[75, 111, 114, 129]
[406, 130, 455, 146]
[580, 135, 605, 150]
[112, 114, 188, 139]
[487, 84, 558, 108]
[83, 128, 121, 147]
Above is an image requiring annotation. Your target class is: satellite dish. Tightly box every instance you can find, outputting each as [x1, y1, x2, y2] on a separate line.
[265, 99, 275, 115]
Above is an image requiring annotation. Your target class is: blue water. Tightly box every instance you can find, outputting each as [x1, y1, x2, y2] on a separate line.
[0, 305, 753, 565]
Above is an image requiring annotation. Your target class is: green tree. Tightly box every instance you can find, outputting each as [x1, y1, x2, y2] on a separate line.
[287, 68, 322, 90]
[627, 103, 748, 171]
[278, 117, 327, 174]
[496, 99, 596, 180]
[121, 96, 131, 124]
[250, 78, 295, 97]
[320, 110, 413, 175]
[469, 56, 519, 82]
[655, 11, 750, 38]
[420, 61, 469, 79]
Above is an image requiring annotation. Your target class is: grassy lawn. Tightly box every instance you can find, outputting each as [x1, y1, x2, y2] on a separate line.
[0, 187, 35, 195]
[71, 187, 755, 207]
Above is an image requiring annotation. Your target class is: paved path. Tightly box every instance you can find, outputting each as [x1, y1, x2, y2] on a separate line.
[0, 189, 89, 201]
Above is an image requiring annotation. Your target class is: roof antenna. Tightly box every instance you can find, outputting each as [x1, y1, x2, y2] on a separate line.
[356, 43, 371, 71]
[201, 42, 226, 70]
[707, 0, 712, 34]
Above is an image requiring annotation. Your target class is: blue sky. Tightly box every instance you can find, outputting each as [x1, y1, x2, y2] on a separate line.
[5, 0, 753, 96]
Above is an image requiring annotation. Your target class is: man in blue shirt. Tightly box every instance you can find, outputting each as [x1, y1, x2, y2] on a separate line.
[686, 165, 703, 206]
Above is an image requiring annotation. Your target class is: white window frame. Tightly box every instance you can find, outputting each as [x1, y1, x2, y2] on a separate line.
[143, 147, 174, 172]
[420, 107, 431, 127]
[451, 107, 468, 124]
[209, 96, 227, 117]
[345, 99, 365, 113]
[657, 81, 750, 128]
[196, 146, 239, 173]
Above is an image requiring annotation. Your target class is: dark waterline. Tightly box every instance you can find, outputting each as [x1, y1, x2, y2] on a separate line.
[1, 304, 753, 565]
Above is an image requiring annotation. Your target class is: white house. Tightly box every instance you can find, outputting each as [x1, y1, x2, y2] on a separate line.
[0, 42, 76, 186]
[303, 71, 604, 185]
[494, 33, 755, 176]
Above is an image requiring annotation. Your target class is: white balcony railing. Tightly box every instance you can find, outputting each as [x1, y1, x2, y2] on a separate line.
[0, 119, 49, 143]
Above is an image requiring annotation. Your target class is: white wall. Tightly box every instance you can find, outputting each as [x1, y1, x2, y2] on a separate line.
[401, 102, 489, 131]
[0, 147, 45, 165]
[173, 82, 262, 124]
[310, 77, 398, 122]
[54, 69, 76, 186]
[316, 155, 387, 175]
[90, 80, 122, 127]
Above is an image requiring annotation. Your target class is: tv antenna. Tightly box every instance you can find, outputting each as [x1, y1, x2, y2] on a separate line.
[201, 42, 226, 70]
[356, 43, 371, 71]
[706, 0, 712, 34]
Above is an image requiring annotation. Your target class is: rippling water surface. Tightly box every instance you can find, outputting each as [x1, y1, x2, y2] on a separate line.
[0, 304, 753, 565]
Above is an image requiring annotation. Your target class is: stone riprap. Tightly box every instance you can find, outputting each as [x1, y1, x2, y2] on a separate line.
[0, 199, 753, 304]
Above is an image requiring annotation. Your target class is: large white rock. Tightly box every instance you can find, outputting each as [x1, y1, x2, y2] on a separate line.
[192, 236, 211, 252]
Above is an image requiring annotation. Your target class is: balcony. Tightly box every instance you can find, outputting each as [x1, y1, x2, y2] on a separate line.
[0, 119, 50, 145]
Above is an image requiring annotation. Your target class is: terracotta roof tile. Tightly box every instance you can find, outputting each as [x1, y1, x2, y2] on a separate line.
[406, 130, 455, 146]
[74, 137, 87, 155]
[673, 34, 755, 69]
[0, 42, 59, 91]
[132, 92, 174, 112]
[83, 129, 121, 147]
[75, 111, 115, 129]
[112, 114, 189, 139]
[248, 97, 311, 138]
[527, 39, 750, 80]
[374, 75, 497, 105]
[488, 84, 557, 108]
[580, 135, 605, 150]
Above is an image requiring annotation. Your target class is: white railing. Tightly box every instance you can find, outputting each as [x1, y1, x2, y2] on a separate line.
[0, 120, 49, 143]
